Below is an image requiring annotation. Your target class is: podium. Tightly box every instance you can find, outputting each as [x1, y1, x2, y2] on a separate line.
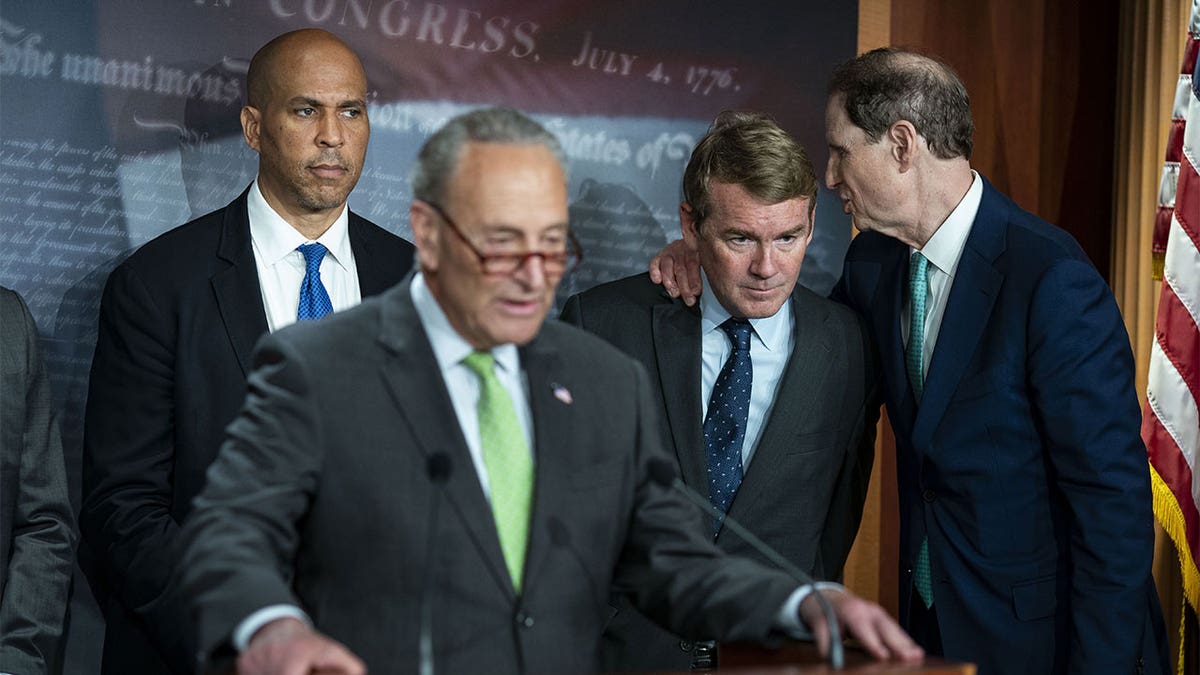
[713, 641, 976, 674]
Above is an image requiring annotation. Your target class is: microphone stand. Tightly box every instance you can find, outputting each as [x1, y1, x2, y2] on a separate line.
[419, 454, 453, 675]
[647, 459, 844, 669]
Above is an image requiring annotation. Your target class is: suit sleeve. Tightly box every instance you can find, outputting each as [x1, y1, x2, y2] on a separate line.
[816, 313, 879, 580]
[178, 332, 323, 666]
[829, 261, 853, 310]
[1026, 258, 1155, 672]
[0, 290, 77, 672]
[559, 292, 585, 328]
[80, 263, 190, 666]
[613, 360, 799, 642]
[823, 257, 882, 580]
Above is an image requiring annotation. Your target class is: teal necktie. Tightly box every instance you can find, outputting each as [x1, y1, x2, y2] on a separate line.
[906, 251, 929, 401]
[462, 352, 533, 592]
[907, 252, 935, 608]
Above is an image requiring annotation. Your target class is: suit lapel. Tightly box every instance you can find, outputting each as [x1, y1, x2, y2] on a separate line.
[375, 282, 514, 598]
[873, 244, 916, 438]
[518, 336, 579, 596]
[912, 185, 1006, 448]
[725, 290, 834, 523]
[349, 213, 400, 298]
[210, 188, 269, 377]
[651, 301, 708, 491]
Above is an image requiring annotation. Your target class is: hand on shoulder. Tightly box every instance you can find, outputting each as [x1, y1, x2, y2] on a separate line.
[648, 239, 702, 306]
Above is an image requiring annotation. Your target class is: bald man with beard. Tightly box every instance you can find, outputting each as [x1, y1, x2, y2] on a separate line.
[81, 30, 414, 674]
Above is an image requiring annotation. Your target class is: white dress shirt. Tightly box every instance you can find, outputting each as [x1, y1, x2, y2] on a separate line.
[698, 271, 795, 470]
[247, 180, 361, 332]
[901, 171, 984, 377]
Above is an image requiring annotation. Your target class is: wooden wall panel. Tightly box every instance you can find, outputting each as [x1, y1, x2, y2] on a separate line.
[886, 0, 1118, 275]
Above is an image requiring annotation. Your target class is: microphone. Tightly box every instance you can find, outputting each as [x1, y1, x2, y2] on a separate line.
[419, 453, 453, 675]
[646, 458, 845, 670]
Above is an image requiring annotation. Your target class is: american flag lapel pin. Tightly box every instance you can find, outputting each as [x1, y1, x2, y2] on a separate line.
[551, 382, 573, 405]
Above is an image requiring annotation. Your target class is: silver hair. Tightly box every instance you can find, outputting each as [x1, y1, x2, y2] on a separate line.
[412, 107, 568, 204]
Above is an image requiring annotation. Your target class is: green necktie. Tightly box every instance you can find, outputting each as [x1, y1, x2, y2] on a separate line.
[906, 251, 929, 401]
[907, 252, 935, 609]
[463, 351, 533, 592]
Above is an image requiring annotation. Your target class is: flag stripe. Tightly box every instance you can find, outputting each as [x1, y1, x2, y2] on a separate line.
[1145, 411, 1200, 554]
[1144, 5, 1200, 630]
[1163, 214, 1200, 331]
[1179, 159, 1199, 242]
[1148, 332, 1200, 475]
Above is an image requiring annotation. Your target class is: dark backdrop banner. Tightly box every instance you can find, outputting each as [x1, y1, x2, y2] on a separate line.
[0, 1, 856, 670]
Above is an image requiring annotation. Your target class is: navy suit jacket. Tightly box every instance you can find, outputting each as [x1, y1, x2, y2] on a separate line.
[832, 177, 1167, 674]
[81, 188, 414, 674]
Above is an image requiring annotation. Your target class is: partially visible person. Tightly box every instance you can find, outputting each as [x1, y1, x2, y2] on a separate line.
[563, 111, 877, 672]
[649, 48, 1169, 675]
[0, 287, 77, 674]
[178, 106, 921, 675]
[81, 29, 414, 673]
[823, 49, 1167, 674]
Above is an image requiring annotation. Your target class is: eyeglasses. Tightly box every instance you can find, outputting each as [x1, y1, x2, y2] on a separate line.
[421, 200, 583, 276]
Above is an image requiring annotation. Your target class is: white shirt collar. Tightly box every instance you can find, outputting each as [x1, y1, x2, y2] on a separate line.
[698, 269, 793, 352]
[247, 179, 353, 271]
[914, 170, 983, 277]
[410, 272, 520, 376]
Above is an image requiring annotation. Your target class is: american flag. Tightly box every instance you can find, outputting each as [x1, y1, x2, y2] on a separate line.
[1143, 0, 1200, 632]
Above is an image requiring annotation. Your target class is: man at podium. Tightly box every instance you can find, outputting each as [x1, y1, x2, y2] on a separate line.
[177, 107, 922, 674]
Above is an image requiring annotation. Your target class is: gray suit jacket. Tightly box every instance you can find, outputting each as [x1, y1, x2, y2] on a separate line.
[0, 287, 77, 674]
[562, 272, 878, 671]
[178, 277, 800, 674]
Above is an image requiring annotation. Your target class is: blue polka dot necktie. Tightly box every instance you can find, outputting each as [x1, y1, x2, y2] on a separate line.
[907, 251, 935, 608]
[296, 243, 333, 321]
[703, 318, 753, 535]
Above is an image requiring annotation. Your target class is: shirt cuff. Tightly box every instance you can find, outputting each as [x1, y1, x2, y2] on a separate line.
[775, 581, 846, 638]
[233, 604, 312, 651]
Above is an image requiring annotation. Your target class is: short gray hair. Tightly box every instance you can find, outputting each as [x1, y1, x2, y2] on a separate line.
[828, 47, 973, 160]
[412, 107, 568, 204]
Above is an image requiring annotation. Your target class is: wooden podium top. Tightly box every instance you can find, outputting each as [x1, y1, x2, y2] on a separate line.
[713, 640, 976, 675]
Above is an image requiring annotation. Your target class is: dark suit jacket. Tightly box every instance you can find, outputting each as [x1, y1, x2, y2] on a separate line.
[832, 177, 1168, 675]
[178, 278, 801, 674]
[80, 188, 414, 674]
[562, 273, 877, 671]
[0, 288, 77, 674]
